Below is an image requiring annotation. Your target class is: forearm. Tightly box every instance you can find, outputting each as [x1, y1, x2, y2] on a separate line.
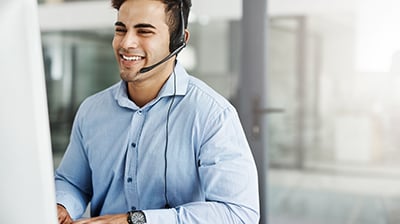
[55, 175, 91, 220]
[54, 114, 93, 220]
[144, 201, 259, 224]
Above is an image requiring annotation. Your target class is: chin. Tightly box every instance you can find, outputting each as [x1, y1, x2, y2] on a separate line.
[119, 69, 143, 82]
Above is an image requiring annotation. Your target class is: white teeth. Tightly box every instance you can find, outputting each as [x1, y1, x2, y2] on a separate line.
[122, 55, 142, 61]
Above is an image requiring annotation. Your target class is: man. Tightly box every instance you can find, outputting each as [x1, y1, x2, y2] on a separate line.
[55, 0, 260, 223]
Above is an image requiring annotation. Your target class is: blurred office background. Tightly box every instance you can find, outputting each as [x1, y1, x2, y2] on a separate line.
[37, 0, 400, 223]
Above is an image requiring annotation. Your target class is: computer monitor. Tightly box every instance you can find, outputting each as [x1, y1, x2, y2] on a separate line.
[0, 1, 58, 223]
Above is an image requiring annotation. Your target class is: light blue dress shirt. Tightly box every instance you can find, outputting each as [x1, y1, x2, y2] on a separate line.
[55, 63, 260, 223]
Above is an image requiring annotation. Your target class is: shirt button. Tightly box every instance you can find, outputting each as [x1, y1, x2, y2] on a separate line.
[127, 177, 132, 183]
[137, 110, 142, 115]
[131, 142, 136, 148]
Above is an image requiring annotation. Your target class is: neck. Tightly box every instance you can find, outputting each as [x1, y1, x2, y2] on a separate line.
[127, 80, 165, 108]
[127, 66, 174, 107]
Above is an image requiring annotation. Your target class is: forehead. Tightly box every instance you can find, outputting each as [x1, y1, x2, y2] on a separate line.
[117, 0, 168, 25]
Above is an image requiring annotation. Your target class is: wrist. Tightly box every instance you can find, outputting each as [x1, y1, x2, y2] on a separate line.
[57, 203, 66, 208]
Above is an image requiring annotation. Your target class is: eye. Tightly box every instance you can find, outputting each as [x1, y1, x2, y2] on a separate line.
[115, 27, 127, 34]
[138, 29, 154, 35]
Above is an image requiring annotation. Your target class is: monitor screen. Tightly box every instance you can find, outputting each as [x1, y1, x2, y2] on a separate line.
[0, 1, 58, 223]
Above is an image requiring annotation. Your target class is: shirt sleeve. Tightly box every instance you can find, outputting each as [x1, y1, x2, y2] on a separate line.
[144, 106, 260, 224]
[54, 108, 93, 220]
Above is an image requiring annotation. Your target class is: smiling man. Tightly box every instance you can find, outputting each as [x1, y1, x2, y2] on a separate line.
[54, 0, 260, 224]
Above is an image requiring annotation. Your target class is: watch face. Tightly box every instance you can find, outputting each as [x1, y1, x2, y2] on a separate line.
[130, 211, 146, 223]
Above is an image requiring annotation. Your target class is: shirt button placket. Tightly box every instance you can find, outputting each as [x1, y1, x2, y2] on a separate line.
[126, 109, 145, 209]
[127, 142, 135, 184]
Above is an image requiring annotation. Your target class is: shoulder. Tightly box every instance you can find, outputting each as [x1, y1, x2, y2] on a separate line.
[186, 75, 233, 111]
[179, 74, 240, 129]
[76, 81, 121, 117]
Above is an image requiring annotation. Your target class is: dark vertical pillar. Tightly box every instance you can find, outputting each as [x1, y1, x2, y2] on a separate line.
[238, 0, 268, 223]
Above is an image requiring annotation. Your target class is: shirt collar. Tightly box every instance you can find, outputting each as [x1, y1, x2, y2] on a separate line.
[115, 61, 189, 109]
[158, 61, 189, 97]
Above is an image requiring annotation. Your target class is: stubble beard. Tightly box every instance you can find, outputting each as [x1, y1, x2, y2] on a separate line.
[119, 67, 142, 83]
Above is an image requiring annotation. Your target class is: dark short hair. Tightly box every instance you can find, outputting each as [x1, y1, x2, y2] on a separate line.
[111, 0, 192, 52]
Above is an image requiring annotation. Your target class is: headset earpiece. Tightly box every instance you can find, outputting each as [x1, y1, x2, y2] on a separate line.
[169, 0, 186, 52]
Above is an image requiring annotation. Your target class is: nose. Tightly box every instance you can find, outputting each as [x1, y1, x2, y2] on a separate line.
[119, 31, 139, 50]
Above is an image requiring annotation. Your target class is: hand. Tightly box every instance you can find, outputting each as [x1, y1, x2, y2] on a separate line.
[72, 214, 128, 224]
[57, 204, 73, 224]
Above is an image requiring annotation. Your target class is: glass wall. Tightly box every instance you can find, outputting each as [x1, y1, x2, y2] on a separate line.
[267, 3, 400, 223]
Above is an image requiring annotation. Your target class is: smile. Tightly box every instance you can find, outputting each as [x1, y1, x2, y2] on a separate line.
[121, 54, 144, 61]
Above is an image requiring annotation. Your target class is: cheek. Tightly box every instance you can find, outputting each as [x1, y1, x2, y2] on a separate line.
[112, 37, 122, 60]
[112, 38, 125, 66]
[112, 37, 119, 50]
[148, 38, 171, 55]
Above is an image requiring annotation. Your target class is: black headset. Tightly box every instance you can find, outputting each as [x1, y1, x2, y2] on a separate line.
[169, 0, 186, 53]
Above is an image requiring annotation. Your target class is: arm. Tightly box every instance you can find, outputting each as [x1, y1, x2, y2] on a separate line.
[55, 110, 93, 220]
[145, 106, 260, 224]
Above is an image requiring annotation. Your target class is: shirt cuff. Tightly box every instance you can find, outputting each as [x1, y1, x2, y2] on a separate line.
[143, 208, 177, 224]
[56, 191, 86, 220]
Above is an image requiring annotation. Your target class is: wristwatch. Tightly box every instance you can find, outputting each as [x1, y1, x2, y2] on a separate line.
[127, 210, 147, 224]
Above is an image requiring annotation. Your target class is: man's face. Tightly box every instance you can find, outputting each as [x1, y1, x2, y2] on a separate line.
[112, 0, 171, 83]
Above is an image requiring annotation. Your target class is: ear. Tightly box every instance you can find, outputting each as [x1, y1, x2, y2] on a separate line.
[184, 29, 190, 44]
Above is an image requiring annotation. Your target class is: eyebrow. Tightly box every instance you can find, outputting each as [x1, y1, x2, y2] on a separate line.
[114, 21, 126, 27]
[114, 21, 156, 29]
